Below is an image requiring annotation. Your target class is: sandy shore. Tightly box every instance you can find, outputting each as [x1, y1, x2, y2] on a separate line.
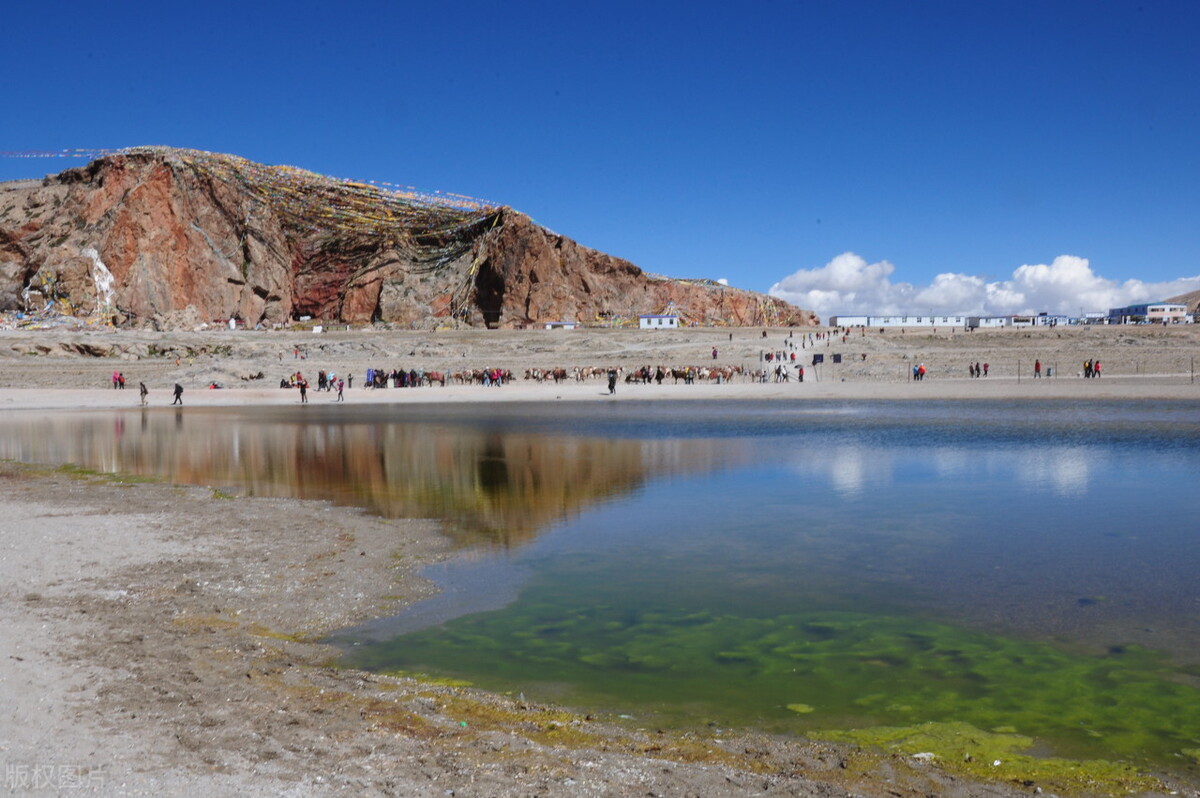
[0, 372, 1197, 412]
[1, 326, 1197, 796]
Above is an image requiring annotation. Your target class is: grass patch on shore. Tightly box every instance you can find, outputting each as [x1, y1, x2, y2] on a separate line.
[815, 721, 1163, 796]
[50, 463, 159, 484]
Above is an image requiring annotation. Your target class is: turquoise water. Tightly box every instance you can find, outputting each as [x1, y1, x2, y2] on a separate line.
[326, 400, 1200, 767]
[1, 400, 1198, 767]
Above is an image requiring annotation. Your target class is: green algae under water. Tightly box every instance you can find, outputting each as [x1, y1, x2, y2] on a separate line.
[343, 594, 1200, 766]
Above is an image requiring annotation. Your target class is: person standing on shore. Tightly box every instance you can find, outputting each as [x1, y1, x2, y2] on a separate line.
[335, 378, 344, 402]
[172, 383, 183, 405]
[1034, 359, 1042, 378]
[139, 382, 148, 406]
[607, 368, 617, 395]
[298, 376, 308, 404]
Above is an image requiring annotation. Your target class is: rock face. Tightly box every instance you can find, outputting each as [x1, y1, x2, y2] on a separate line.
[0, 148, 818, 329]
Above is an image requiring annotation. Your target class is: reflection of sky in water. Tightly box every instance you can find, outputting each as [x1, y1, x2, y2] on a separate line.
[825, 445, 871, 495]
[800, 443, 1094, 498]
[1016, 447, 1090, 496]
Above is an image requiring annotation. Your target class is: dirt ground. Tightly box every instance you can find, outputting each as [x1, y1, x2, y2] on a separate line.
[0, 324, 1197, 797]
[0, 322, 1197, 404]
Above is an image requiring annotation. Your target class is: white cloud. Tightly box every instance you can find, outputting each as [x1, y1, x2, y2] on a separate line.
[769, 253, 1200, 317]
[768, 253, 914, 315]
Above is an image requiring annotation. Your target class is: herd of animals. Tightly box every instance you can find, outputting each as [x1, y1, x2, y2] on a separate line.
[375, 364, 754, 387]
[277, 364, 774, 392]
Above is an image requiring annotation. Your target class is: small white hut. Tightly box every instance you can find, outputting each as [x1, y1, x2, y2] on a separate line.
[638, 314, 679, 330]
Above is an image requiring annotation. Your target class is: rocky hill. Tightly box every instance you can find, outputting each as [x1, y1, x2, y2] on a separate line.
[0, 148, 817, 330]
[1167, 288, 1200, 314]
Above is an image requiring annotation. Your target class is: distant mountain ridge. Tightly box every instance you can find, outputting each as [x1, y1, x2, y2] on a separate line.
[0, 148, 816, 329]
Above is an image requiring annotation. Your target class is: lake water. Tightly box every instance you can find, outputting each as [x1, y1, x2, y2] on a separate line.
[2, 399, 1198, 768]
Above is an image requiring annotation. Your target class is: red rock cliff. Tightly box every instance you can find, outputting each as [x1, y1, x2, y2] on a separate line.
[0, 148, 818, 329]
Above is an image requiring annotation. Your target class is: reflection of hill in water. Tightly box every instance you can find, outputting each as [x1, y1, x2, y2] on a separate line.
[0, 412, 741, 548]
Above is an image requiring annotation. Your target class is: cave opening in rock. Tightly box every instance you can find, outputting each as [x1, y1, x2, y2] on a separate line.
[474, 259, 505, 329]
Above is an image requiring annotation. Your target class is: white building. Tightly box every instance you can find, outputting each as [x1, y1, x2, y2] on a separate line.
[828, 314, 967, 328]
[966, 316, 1010, 329]
[543, 320, 579, 330]
[1108, 302, 1189, 324]
[638, 314, 680, 329]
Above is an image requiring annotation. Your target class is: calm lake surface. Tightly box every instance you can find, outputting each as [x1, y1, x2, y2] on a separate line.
[2, 399, 1198, 767]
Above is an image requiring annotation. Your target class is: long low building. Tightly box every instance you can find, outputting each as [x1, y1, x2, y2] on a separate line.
[829, 314, 967, 328]
[829, 310, 1171, 328]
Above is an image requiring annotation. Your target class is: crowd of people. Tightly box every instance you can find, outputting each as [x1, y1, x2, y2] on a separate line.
[107, 340, 1126, 405]
[364, 367, 433, 388]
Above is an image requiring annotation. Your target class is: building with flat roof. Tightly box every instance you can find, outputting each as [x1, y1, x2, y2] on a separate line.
[965, 316, 1010, 329]
[1108, 302, 1189, 324]
[638, 314, 679, 329]
[828, 314, 966, 328]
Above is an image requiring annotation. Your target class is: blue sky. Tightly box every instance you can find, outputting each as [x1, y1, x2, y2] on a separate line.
[3, 0, 1198, 317]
